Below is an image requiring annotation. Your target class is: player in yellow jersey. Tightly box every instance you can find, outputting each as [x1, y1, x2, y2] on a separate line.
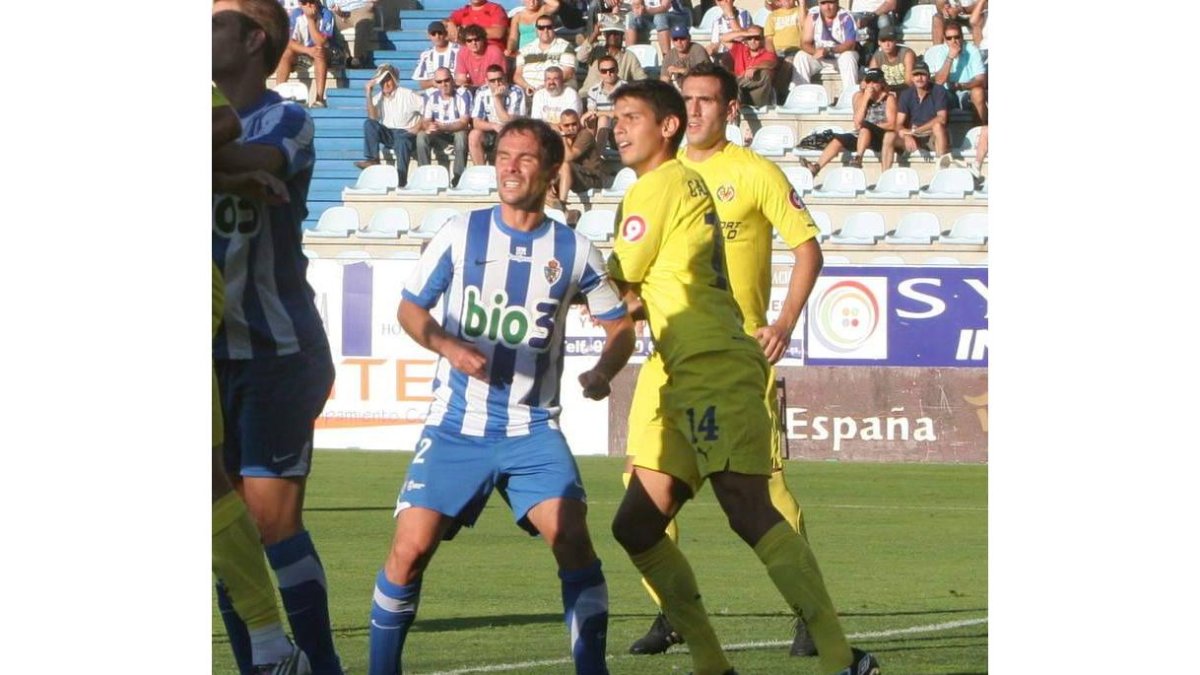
[607, 78, 880, 675]
[624, 60, 828, 658]
[212, 82, 310, 675]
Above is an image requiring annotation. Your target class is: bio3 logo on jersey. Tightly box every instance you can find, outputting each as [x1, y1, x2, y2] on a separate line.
[461, 286, 559, 351]
[212, 194, 264, 238]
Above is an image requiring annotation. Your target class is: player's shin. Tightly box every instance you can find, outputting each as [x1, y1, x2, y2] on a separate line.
[752, 521, 854, 673]
[628, 537, 732, 675]
[368, 569, 422, 675]
[559, 559, 610, 675]
[266, 530, 344, 674]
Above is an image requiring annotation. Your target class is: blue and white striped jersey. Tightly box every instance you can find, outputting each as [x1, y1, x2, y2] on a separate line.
[471, 84, 527, 124]
[213, 90, 328, 360]
[403, 207, 626, 438]
[412, 44, 461, 82]
[422, 87, 473, 123]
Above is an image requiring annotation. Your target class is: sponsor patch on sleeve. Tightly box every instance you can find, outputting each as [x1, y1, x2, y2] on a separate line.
[621, 215, 647, 243]
[788, 188, 807, 210]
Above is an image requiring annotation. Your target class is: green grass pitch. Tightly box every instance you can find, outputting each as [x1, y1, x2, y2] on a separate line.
[213, 451, 987, 674]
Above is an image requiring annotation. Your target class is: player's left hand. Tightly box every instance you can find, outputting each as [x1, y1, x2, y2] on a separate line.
[755, 323, 791, 364]
[579, 369, 611, 400]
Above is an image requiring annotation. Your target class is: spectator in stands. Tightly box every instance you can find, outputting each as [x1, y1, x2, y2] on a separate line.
[549, 108, 606, 209]
[356, 64, 426, 187]
[468, 64, 527, 164]
[849, 0, 907, 62]
[891, 59, 950, 163]
[509, 0, 560, 55]
[801, 67, 896, 175]
[764, 0, 805, 58]
[661, 24, 710, 89]
[581, 54, 624, 150]
[515, 17, 579, 93]
[728, 25, 778, 107]
[969, 0, 987, 62]
[626, 0, 690, 62]
[275, 0, 337, 108]
[579, 26, 645, 91]
[413, 21, 460, 90]
[587, 0, 630, 39]
[530, 66, 582, 126]
[417, 67, 473, 185]
[922, 22, 986, 123]
[793, 0, 859, 101]
[455, 24, 508, 91]
[447, 0, 509, 51]
[932, 0, 976, 46]
[868, 26, 913, 93]
[329, 0, 376, 68]
[708, 0, 754, 58]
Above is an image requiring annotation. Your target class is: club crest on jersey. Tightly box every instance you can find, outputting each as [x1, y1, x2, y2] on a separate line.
[621, 215, 646, 243]
[788, 188, 807, 210]
[716, 184, 736, 202]
[543, 258, 562, 284]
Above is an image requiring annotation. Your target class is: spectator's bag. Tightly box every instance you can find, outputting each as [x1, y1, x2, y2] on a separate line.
[798, 129, 836, 150]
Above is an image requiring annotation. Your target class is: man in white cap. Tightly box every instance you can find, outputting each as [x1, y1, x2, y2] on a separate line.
[356, 64, 425, 187]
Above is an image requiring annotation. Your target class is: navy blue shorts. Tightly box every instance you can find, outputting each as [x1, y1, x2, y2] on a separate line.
[395, 425, 587, 540]
[217, 345, 334, 478]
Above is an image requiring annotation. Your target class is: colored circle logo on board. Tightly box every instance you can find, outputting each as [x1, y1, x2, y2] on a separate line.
[621, 215, 646, 242]
[812, 279, 880, 353]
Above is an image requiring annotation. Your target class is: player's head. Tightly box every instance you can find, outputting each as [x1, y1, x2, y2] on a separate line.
[212, 0, 289, 78]
[680, 61, 738, 150]
[611, 79, 686, 174]
[495, 119, 564, 210]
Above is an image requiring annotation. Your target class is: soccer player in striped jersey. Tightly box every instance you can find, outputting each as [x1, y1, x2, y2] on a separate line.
[212, 2, 342, 673]
[367, 118, 635, 675]
[606, 78, 880, 675]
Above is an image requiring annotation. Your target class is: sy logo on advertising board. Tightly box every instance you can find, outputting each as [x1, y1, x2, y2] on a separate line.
[807, 277, 888, 359]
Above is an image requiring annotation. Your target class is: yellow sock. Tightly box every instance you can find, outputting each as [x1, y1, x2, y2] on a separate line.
[623, 471, 679, 609]
[212, 492, 282, 631]
[629, 537, 732, 675]
[753, 521, 853, 674]
[768, 469, 808, 540]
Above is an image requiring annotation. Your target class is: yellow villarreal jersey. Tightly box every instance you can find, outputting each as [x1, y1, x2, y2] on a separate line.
[213, 83, 229, 109]
[606, 159, 758, 367]
[678, 144, 820, 335]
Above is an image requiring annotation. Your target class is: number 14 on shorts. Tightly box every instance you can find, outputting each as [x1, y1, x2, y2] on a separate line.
[686, 406, 720, 443]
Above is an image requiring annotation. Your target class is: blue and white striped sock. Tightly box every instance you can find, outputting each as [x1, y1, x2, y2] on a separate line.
[265, 530, 343, 675]
[368, 569, 421, 675]
[559, 559, 609, 675]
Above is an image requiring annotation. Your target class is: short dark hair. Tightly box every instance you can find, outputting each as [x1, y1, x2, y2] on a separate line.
[485, 63, 506, 77]
[497, 118, 565, 173]
[461, 24, 486, 42]
[596, 55, 618, 69]
[682, 61, 738, 106]
[217, 0, 289, 73]
[610, 79, 687, 153]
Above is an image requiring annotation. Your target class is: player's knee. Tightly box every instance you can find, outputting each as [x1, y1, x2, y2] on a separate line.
[386, 537, 436, 584]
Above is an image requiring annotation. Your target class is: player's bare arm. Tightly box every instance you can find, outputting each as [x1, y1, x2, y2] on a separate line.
[398, 298, 490, 382]
[755, 238, 822, 364]
[579, 312, 635, 400]
[212, 170, 290, 205]
[612, 279, 647, 322]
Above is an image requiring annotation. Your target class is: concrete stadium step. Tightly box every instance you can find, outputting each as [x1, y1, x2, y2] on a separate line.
[398, 9, 453, 25]
[417, 0, 465, 11]
[313, 160, 365, 179]
[315, 137, 364, 152]
[313, 116, 368, 134]
[309, 107, 368, 119]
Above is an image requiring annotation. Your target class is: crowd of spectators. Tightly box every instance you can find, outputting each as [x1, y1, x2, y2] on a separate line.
[277, 0, 988, 190]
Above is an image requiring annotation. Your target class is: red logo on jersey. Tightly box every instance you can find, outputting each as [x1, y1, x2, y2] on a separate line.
[621, 215, 647, 242]
[544, 258, 562, 284]
[788, 188, 807, 210]
[716, 184, 736, 202]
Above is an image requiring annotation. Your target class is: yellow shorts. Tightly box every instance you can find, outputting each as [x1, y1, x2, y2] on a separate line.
[627, 349, 777, 495]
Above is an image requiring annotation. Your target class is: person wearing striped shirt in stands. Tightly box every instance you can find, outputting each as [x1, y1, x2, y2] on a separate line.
[417, 67, 473, 185]
[468, 64, 527, 165]
[413, 21, 461, 90]
[514, 15, 578, 94]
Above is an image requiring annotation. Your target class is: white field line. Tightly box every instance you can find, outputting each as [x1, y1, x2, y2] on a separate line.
[583, 501, 987, 512]
[417, 616, 988, 674]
